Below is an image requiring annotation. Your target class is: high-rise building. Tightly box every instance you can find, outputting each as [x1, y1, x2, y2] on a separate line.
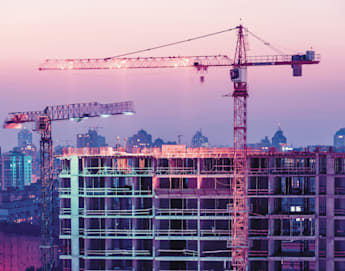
[76, 129, 107, 148]
[18, 129, 32, 147]
[272, 127, 287, 149]
[58, 146, 345, 271]
[334, 128, 345, 150]
[1, 150, 32, 191]
[20, 144, 39, 177]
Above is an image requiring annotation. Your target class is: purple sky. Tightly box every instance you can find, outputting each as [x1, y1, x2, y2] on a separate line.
[1, 1, 345, 151]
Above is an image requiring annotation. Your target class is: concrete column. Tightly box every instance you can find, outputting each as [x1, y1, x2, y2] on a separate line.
[70, 156, 79, 271]
[315, 154, 320, 271]
[197, 158, 202, 189]
[152, 186, 158, 271]
[197, 197, 201, 271]
[132, 195, 137, 269]
[268, 170, 274, 270]
[326, 155, 334, 270]
[268, 260, 276, 271]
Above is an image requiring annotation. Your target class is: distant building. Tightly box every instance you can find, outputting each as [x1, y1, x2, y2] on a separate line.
[127, 129, 153, 149]
[191, 129, 209, 147]
[1, 150, 32, 191]
[152, 138, 176, 148]
[126, 130, 176, 149]
[20, 144, 39, 176]
[0, 183, 40, 224]
[259, 136, 271, 148]
[18, 129, 32, 147]
[248, 136, 271, 150]
[334, 128, 345, 150]
[272, 127, 287, 149]
[76, 129, 107, 148]
[304, 145, 334, 153]
[152, 138, 164, 148]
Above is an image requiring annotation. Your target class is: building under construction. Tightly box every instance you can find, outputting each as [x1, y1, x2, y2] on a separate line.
[58, 145, 345, 271]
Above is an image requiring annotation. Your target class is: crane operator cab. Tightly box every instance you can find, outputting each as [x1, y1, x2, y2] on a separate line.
[34, 115, 50, 132]
[230, 67, 247, 83]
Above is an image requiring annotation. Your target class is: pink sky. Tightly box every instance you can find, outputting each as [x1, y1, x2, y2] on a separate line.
[1, 1, 345, 150]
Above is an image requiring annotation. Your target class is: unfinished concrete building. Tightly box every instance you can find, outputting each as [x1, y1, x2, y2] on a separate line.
[58, 145, 345, 271]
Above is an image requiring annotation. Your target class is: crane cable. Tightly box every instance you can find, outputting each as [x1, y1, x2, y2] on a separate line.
[105, 26, 238, 60]
[244, 27, 286, 55]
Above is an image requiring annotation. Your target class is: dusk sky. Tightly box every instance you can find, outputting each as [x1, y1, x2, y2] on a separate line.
[1, 1, 345, 150]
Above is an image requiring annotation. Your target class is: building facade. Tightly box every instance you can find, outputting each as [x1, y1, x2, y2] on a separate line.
[0, 183, 41, 224]
[18, 128, 33, 148]
[191, 129, 209, 147]
[58, 146, 345, 271]
[272, 128, 287, 150]
[334, 128, 345, 151]
[1, 151, 32, 191]
[77, 129, 107, 148]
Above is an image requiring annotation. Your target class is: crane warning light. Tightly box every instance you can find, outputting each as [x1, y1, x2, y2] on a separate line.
[3, 123, 22, 129]
[67, 61, 74, 70]
[123, 112, 134, 116]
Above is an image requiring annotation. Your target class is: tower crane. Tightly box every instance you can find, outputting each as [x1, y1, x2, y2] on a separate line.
[38, 25, 320, 270]
[3, 101, 135, 271]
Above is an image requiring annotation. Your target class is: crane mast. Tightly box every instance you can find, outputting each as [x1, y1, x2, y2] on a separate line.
[38, 25, 320, 271]
[230, 24, 249, 271]
[38, 116, 55, 271]
[4, 101, 135, 271]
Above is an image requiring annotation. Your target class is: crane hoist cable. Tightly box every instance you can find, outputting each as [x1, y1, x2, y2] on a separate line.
[244, 27, 286, 55]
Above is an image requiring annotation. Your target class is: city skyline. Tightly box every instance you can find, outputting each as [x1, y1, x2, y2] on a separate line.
[1, 122, 342, 153]
[1, 1, 345, 150]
